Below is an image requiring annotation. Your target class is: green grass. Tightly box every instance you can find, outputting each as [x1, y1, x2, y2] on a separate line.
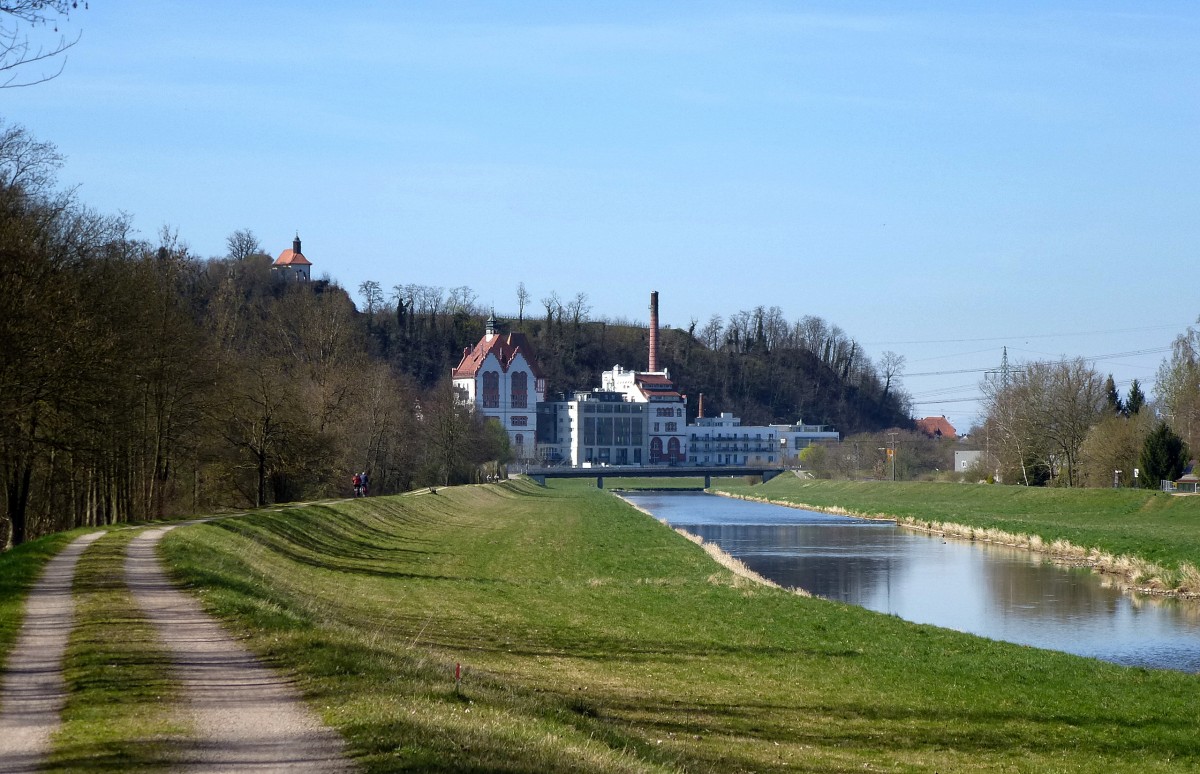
[47, 528, 187, 771]
[155, 480, 1200, 772]
[713, 477, 1200, 578]
[0, 528, 92, 695]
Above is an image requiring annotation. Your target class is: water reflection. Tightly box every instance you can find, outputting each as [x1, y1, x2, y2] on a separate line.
[622, 490, 1200, 672]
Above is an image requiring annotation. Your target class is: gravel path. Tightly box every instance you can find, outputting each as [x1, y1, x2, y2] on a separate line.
[127, 524, 352, 773]
[0, 530, 106, 774]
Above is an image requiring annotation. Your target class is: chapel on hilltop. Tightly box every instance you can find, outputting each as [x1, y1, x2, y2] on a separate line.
[271, 234, 312, 281]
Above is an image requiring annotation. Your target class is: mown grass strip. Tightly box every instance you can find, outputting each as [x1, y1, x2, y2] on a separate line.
[46, 528, 187, 772]
[159, 480, 1200, 772]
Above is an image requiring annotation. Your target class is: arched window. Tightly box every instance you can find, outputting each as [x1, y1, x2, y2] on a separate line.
[511, 371, 528, 408]
[650, 437, 663, 464]
[482, 371, 500, 408]
[514, 433, 524, 447]
[668, 437, 681, 462]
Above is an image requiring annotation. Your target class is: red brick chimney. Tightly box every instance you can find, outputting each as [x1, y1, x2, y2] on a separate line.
[648, 290, 659, 372]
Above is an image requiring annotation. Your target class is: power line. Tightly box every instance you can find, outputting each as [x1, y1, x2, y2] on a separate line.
[865, 323, 1187, 347]
[901, 346, 1171, 378]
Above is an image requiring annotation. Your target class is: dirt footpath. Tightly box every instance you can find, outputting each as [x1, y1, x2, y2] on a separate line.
[0, 531, 106, 774]
[127, 525, 353, 772]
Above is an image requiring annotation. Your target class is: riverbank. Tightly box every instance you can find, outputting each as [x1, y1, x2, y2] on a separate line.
[710, 478, 1200, 598]
[145, 480, 1200, 772]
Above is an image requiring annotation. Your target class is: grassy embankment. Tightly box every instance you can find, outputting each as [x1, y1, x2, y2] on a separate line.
[712, 477, 1200, 594]
[156, 480, 1200, 772]
[47, 529, 187, 771]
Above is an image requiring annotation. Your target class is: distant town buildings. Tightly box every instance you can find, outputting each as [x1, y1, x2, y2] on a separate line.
[455, 291, 841, 468]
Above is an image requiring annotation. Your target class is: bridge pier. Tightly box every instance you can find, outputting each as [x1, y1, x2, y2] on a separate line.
[704, 473, 711, 488]
[530, 474, 546, 486]
[761, 469, 781, 483]
[597, 476, 604, 489]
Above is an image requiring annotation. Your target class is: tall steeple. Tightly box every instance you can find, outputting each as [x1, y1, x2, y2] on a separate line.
[293, 233, 302, 255]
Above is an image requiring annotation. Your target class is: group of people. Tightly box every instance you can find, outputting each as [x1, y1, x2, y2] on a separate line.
[352, 471, 370, 497]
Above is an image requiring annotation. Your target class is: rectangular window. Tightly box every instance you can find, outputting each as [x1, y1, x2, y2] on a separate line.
[584, 417, 597, 445]
[511, 415, 528, 427]
[653, 422, 660, 432]
[656, 407, 673, 417]
[665, 421, 677, 432]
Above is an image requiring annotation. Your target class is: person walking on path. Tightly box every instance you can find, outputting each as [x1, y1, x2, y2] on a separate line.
[0, 531, 106, 774]
[126, 524, 353, 772]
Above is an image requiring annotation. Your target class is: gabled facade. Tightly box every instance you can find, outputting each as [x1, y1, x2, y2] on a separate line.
[272, 234, 312, 281]
[452, 316, 546, 460]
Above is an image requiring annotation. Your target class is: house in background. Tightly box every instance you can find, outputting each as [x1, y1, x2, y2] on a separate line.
[452, 315, 547, 460]
[955, 450, 983, 473]
[1174, 462, 1199, 493]
[271, 234, 312, 281]
[916, 415, 956, 439]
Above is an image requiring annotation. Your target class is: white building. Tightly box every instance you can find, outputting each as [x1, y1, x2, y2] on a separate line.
[601, 364, 688, 464]
[452, 316, 547, 460]
[536, 390, 648, 466]
[771, 421, 841, 464]
[689, 412, 779, 466]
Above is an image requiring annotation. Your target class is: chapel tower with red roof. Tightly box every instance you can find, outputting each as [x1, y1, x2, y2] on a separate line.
[452, 315, 546, 460]
[272, 234, 312, 281]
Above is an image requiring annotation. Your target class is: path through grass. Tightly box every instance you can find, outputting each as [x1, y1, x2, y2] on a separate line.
[158, 481, 1200, 772]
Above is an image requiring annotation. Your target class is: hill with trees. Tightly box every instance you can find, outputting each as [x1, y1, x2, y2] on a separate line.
[0, 117, 910, 547]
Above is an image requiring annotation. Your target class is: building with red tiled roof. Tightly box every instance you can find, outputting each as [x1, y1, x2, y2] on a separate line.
[915, 415, 957, 439]
[272, 234, 312, 281]
[452, 315, 546, 460]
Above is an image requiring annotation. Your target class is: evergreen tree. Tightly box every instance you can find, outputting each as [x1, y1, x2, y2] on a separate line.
[1126, 379, 1146, 416]
[1139, 421, 1189, 488]
[1104, 374, 1123, 415]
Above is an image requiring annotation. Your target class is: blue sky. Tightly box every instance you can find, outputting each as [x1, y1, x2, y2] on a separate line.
[7, 1, 1197, 431]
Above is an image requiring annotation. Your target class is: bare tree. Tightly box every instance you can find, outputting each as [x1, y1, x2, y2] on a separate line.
[224, 228, 262, 261]
[2, 1, 87, 88]
[541, 291, 561, 324]
[446, 285, 478, 315]
[516, 281, 530, 323]
[358, 280, 383, 316]
[981, 357, 1106, 486]
[0, 120, 62, 194]
[880, 351, 905, 398]
[1156, 320, 1200, 451]
[566, 291, 590, 328]
[699, 313, 724, 350]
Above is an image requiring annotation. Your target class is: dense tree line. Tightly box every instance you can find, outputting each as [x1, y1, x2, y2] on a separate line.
[1, 118, 912, 545]
[0, 120, 504, 546]
[975, 343, 1191, 488]
[356, 285, 912, 435]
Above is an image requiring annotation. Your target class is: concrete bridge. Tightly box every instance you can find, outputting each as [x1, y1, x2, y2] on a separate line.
[519, 465, 787, 489]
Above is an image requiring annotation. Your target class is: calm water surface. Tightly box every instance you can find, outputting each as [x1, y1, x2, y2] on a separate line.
[622, 490, 1200, 672]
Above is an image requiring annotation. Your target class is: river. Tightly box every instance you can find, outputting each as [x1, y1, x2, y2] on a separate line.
[621, 490, 1200, 673]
